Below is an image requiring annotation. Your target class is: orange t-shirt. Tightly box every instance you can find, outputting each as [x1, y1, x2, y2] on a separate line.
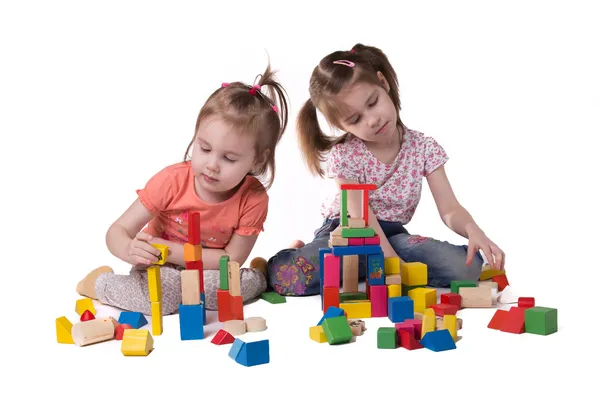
[136, 161, 268, 249]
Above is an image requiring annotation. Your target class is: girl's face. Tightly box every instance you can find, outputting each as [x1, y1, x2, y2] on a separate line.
[191, 116, 260, 203]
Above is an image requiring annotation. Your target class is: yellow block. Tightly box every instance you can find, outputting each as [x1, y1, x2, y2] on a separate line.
[151, 301, 163, 336]
[408, 287, 437, 313]
[151, 243, 169, 266]
[339, 300, 372, 319]
[387, 284, 401, 298]
[401, 262, 428, 286]
[480, 266, 505, 281]
[421, 308, 436, 339]
[309, 325, 327, 343]
[147, 265, 161, 302]
[121, 329, 154, 356]
[75, 298, 96, 316]
[56, 316, 74, 344]
[443, 314, 457, 341]
[384, 257, 400, 275]
[184, 243, 203, 262]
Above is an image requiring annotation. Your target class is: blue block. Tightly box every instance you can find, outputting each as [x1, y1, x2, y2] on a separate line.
[421, 330, 456, 352]
[179, 304, 204, 340]
[229, 338, 246, 360]
[367, 253, 385, 285]
[236, 339, 270, 367]
[317, 306, 345, 326]
[388, 296, 414, 323]
[331, 245, 383, 257]
[200, 292, 206, 325]
[118, 311, 148, 329]
[319, 247, 332, 310]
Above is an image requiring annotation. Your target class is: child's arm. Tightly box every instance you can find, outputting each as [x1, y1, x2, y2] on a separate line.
[426, 165, 505, 270]
[336, 178, 405, 263]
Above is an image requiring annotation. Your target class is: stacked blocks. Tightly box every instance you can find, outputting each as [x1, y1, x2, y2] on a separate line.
[217, 254, 244, 322]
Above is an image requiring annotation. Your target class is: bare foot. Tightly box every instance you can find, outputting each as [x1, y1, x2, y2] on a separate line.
[289, 240, 305, 249]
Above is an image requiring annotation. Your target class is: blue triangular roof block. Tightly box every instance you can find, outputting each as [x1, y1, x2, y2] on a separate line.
[118, 311, 148, 329]
[421, 329, 456, 352]
[229, 338, 246, 360]
[317, 306, 345, 326]
[236, 339, 270, 367]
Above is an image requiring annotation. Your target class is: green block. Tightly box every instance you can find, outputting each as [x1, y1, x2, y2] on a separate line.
[450, 280, 477, 294]
[219, 255, 229, 290]
[340, 292, 368, 302]
[340, 190, 348, 227]
[322, 316, 353, 345]
[525, 306, 557, 335]
[401, 284, 426, 296]
[341, 227, 375, 238]
[377, 327, 397, 349]
[260, 291, 287, 304]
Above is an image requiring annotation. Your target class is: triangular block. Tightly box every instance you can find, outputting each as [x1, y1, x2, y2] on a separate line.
[236, 339, 270, 367]
[488, 309, 509, 330]
[228, 338, 246, 360]
[118, 311, 148, 329]
[56, 316, 74, 344]
[421, 329, 457, 352]
[75, 298, 96, 316]
[500, 306, 525, 334]
[115, 324, 134, 340]
[80, 309, 95, 322]
[211, 329, 235, 345]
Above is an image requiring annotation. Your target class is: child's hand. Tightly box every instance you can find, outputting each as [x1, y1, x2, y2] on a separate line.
[127, 232, 161, 267]
[466, 228, 505, 270]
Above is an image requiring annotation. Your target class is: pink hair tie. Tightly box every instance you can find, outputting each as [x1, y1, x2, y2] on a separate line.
[248, 84, 261, 96]
[350, 49, 356, 53]
[333, 60, 355, 67]
[221, 82, 229, 87]
[272, 105, 278, 113]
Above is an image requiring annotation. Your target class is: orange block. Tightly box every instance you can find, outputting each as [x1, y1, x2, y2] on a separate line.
[230, 295, 244, 320]
[184, 243, 203, 262]
[217, 289, 232, 322]
[323, 287, 339, 314]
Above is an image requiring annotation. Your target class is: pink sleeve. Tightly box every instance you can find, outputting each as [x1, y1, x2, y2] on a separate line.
[326, 141, 363, 181]
[423, 136, 449, 176]
[234, 188, 269, 236]
[135, 167, 176, 215]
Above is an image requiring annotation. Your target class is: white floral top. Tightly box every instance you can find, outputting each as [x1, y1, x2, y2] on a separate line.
[321, 127, 449, 224]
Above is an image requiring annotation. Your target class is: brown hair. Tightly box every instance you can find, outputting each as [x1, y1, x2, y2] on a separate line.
[297, 43, 402, 177]
[183, 62, 289, 190]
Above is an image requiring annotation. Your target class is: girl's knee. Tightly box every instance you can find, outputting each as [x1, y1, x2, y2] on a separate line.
[267, 247, 320, 296]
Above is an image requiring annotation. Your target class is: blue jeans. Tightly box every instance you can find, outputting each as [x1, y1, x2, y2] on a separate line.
[266, 218, 484, 296]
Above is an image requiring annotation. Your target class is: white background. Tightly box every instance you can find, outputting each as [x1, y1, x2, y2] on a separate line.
[2, 0, 598, 398]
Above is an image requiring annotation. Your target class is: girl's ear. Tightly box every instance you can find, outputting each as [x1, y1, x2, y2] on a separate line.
[377, 71, 391, 92]
[254, 148, 271, 171]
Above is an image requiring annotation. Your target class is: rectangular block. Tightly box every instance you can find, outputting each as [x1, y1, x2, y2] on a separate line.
[401, 262, 427, 286]
[151, 244, 169, 266]
[339, 291, 368, 302]
[217, 289, 233, 322]
[348, 237, 365, 246]
[364, 235, 380, 245]
[228, 261, 241, 297]
[384, 257, 400, 275]
[219, 255, 229, 290]
[324, 253, 341, 287]
[329, 236, 349, 246]
[444, 315, 458, 342]
[179, 304, 204, 340]
[370, 285, 387, 317]
[151, 301, 163, 336]
[332, 245, 383, 256]
[187, 211, 201, 245]
[147, 265, 161, 302]
[408, 287, 437, 313]
[185, 260, 204, 294]
[451, 280, 477, 294]
[341, 227, 375, 238]
[181, 269, 201, 305]
[441, 292, 462, 309]
[459, 287, 492, 308]
[348, 218, 366, 228]
[230, 295, 244, 321]
[183, 243, 202, 262]
[340, 300, 372, 318]
[367, 253, 385, 285]
[323, 286, 340, 313]
[387, 284, 401, 298]
[339, 183, 377, 191]
[402, 284, 426, 296]
[342, 255, 359, 292]
[385, 274, 401, 285]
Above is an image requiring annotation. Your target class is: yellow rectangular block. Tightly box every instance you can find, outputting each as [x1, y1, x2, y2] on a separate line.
[151, 301, 163, 336]
[309, 325, 328, 343]
[147, 265, 161, 302]
[408, 287, 437, 313]
[443, 314, 457, 341]
[339, 300, 372, 318]
[401, 262, 428, 286]
[421, 308, 436, 339]
[75, 298, 96, 316]
[184, 243, 203, 262]
[387, 284, 402, 298]
[121, 329, 154, 356]
[151, 243, 169, 266]
[384, 257, 401, 275]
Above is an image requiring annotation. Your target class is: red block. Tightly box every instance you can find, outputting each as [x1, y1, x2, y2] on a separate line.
[501, 306, 525, 334]
[80, 309, 95, 322]
[340, 184, 377, 191]
[323, 286, 339, 313]
[217, 289, 233, 322]
[230, 295, 244, 320]
[365, 280, 370, 300]
[403, 319, 422, 339]
[492, 274, 509, 291]
[431, 303, 459, 316]
[115, 323, 134, 340]
[518, 297, 535, 309]
[441, 293, 462, 309]
[187, 211, 201, 245]
[186, 260, 204, 294]
[348, 237, 365, 246]
[399, 330, 424, 350]
[211, 329, 235, 345]
[364, 235, 381, 245]
[395, 322, 416, 338]
[487, 309, 509, 330]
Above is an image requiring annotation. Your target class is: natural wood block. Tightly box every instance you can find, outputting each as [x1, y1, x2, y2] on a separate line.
[342, 255, 358, 292]
[459, 286, 493, 308]
[181, 269, 201, 305]
[72, 318, 115, 346]
[478, 281, 498, 290]
[348, 218, 366, 228]
[385, 274, 402, 285]
[245, 316, 267, 332]
[228, 261, 241, 297]
[223, 320, 246, 336]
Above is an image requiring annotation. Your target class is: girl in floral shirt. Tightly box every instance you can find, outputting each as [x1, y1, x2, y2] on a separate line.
[266, 43, 505, 296]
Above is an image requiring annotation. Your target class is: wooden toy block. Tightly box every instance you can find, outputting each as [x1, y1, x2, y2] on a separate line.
[121, 329, 154, 356]
[72, 318, 115, 346]
[230, 295, 244, 320]
[370, 284, 387, 317]
[260, 291, 286, 304]
[151, 243, 169, 266]
[228, 337, 246, 360]
[431, 303, 459, 316]
[518, 297, 536, 309]
[217, 288, 233, 322]
[443, 315, 458, 341]
[342, 227, 375, 238]
[367, 253, 385, 285]
[459, 287, 492, 308]
[525, 306, 558, 335]
[421, 330, 456, 352]
[365, 235, 380, 245]
[421, 309, 436, 339]
[211, 329, 235, 345]
[388, 296, 414, 323]
[403, 319, 423, 339]
[384, 257, 400, 275]
[340, 300, 372, 319]
[342, 255, 359, 292]
[365, 280, 370, 299]
[324, 253, 341, 287]
[151, 301, 162, 336]
[450, 280, 477, 294]
[228, 261, 241, 297]
[408, 287, 437, 313]
[147, 265, 161, 302]
[187, 211, 201, 245]
[348, 217, 366, 228]
[118, 312, 148, 329]
[331, 244, 383, 256]
[181, 269, 201, 305]
[318, 306, 346, 325]
[329, 237, 349, 247]
[235, 339, 270, 367]
[75, 298, 96, 316]
[245, 316, 267, 332]
[387, 284, 401, 298]
[492, 274, 509, 291]
[56, 316, 74, 344]
[323, 286, 340, 313]
[115, 324, 133, 340]
[487, 309, 509, 330]
[441, 292, 462, 309]
[478, 281, 498, 290]
[310, 325, 328, 343]
[223, 320, 247, 336]
[349, 320, 367, 336]
[500, 306, 525, 334]
[340, 183, 377, 191]
[480, 264, 506, 281]
[436, 316, 463, 330]
[185, 260, 205, 294]
[322, 316, 353, 345]
[395, 322, 415, 338]
[183, 243, 202, 262]
[398, 329, 423, 350]
[402, 284, 426, 296]
[201, 292, 206, 323]
[385, 274, 402, 285]
[348, 237, 365, 246]
[80, 309, 95, 322]
[340, 188, 348, 226]
[377, 327, 398, 349]
[219, 255, 229, 290]
[401, 262, 427, 286]
[179, 304, 204, 340]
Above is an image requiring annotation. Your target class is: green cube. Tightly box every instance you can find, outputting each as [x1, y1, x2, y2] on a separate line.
[260, 291, 286, 304]
[322, 316, 353, 345]
[450, 280, 477, 294]
[401, 284, 426, 296]
[340, 292, 368, 302]
[525, 306, 557, 335]
[377, 327, 397, 349]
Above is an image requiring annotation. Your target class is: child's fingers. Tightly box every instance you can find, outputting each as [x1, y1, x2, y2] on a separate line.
[135, 232, 154, 243]
[482, 246, 496, 269]
[130, 246, 159, 264]
[465, 244, 476, 266]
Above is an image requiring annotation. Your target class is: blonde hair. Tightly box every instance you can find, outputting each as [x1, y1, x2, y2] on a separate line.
[297, 43, 402, 177]
[183, 63, 289, 190]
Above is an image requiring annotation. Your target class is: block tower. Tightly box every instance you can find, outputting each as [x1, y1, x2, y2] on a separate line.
[216, 254, 244, 322]
[149, 243, 168, 336]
